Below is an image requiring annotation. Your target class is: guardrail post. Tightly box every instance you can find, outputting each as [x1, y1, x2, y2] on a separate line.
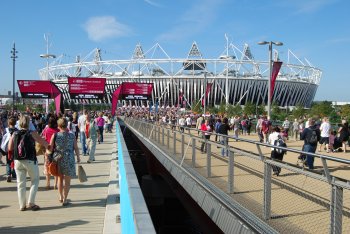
[263, 161, 272, 220]
[158, 126, 161, 143]
[228, 150, 234, 194]
[192, 138, 196, 168]
[173, 131, 176, 156]
[330, 181, 343, 234]
[167, 129, 170, 149]
[162, 128, 165, 145]
[207, 143, 211, 177]
[181, 134, 185, 157]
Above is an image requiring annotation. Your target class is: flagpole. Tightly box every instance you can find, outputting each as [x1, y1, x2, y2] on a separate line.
[204, 72, 207, 116]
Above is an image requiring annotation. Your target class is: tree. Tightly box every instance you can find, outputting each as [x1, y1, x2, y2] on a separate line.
[218, 102, 226, 116]
[208, 106, 219, 114]
[309, 101, 333, 118]
[340, 104, 350, 122]
[243, 101, 255, 116]
[292, 103, 306, 120]
[271, 102, 281, 120]
[256, 104, 266, 116]
[191, 99, 202, 114]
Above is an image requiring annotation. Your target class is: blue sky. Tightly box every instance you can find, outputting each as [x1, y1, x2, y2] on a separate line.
[0, 0, 349, 101]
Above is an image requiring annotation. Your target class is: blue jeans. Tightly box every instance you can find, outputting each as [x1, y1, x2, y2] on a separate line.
[303, 144, 316, 169]
[220, 136, 228, 156]
[6, 155, 16, 178]
[80, 131, 87, 154]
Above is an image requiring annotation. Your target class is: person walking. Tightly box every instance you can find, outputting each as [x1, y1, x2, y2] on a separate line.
[318, 117, 331, 153]
[282, 117, 290, 140]
[338, 120, 350, 153]
[217, 117, 231, 157]
[8, 115, 50, 211]
[78, 111, 88, 155]
[85, 115, 98, 163]
[2, 117, 18, 182]
[300, 118, 321, 170]
[292, 119, 299, 141]
[268, 127, 286, 176]
[95, 112, 105, 144]
[50, 118, 80, 206]
[41, 116, 59, 189]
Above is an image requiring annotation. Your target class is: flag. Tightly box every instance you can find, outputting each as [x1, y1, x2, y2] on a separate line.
[179, 91, 183, 107]
[270, 61, 283, 101]
[111, 85, 122, 116]
[202, 83, 213, 106]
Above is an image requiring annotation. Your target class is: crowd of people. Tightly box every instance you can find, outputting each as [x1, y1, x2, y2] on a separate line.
[120, 106, 350, 172]
[0, 109, 114, 211]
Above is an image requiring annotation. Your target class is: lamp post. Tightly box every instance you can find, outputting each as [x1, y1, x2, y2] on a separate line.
[203, 72, 207, 116]
[257, 41, 283, 119]
[40, 34, 56, 113]
[11, 43, 18, 112]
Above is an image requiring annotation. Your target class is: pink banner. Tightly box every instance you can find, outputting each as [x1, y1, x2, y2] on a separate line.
[18, 80, 62, 114]
[202, 83, 213, 106]
[68, 77, 106, 99]
[111, 86, 122, 116]
[270, 61, 283, 101]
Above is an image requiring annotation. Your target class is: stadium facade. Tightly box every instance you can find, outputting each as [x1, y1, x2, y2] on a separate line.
[39, 41, 322, 108]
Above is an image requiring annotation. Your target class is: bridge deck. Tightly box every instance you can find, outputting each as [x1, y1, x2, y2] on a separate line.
[0, 132, 120, 234]
[133, 123, 350, 234]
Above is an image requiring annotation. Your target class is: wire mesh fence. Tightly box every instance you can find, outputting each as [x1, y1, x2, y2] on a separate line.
[125, 118, 350, 234]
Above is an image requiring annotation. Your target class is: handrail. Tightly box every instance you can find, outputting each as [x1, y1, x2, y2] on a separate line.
[128, 118, 350, 165]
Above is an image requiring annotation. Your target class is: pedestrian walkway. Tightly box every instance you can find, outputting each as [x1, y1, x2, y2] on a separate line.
[125, 119, 350, 234]
[0, 132, 120, 234]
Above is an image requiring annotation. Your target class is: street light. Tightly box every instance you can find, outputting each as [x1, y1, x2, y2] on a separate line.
[40, 34, 56, 113]
[11, 43, 18, 112]
[257, 41, 283, 119]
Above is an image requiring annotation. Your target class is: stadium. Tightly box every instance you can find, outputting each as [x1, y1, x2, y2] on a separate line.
[39, 40, 322, 108]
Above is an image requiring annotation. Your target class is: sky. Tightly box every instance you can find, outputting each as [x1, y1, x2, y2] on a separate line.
[0, 0, 349, 101]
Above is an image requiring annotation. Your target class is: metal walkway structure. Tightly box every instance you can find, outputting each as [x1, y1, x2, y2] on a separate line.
[123, 117, 350, 234]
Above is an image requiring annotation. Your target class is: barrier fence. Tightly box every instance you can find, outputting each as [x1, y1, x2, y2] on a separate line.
[123, 117, 350, 234]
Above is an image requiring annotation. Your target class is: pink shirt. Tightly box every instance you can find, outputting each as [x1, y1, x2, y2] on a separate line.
[42, 127, 59, 143]
[95, 117, 105, 127]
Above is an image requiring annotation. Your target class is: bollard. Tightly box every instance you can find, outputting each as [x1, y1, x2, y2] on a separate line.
[228, 150, 234, 194]
[207, 143, 211, 177]
[263, 161, 272, 220]
[192, 138, 196, 168]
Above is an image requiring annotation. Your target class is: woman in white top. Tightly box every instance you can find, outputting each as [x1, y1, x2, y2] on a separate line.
[268, 126, 285, 176]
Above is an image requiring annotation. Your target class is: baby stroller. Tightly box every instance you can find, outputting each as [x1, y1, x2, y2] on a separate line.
[332, 137, 343, 152]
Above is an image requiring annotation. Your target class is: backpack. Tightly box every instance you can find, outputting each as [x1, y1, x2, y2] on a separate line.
[274, 135, 287, 154]
[1, 129, 11, 153]
[13, 130, 36, 161]
[241, 120, 247, 127]
[307, 129, 318, 145]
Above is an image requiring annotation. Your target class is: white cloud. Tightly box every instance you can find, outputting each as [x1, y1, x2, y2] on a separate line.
[83, 16, 132, 42]
[279, 0, 338, 14]
[144, 0, 161, 7]
[157, 0, 223, 42]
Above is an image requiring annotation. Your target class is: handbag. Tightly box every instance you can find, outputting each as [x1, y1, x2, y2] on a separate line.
[35, 142, 46, 156]
[78, 165, 87, 182]
[48, 133, 68, 176]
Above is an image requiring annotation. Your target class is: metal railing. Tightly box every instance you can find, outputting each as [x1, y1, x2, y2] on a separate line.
[123, 117, 350, 234]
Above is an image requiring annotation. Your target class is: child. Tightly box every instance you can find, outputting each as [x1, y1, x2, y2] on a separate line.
[329, 130, 336, 152]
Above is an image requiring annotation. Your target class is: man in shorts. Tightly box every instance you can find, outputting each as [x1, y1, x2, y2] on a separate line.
[319, 117, 331, 153]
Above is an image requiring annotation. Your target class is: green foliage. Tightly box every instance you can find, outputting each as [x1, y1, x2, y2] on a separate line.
[309, 101, 333, 118]
[218, 102, 226, 115]
[243, 101, 255, 115]
[292, 103, 306, 119]
[208, 106, 219, 114]
[191, 99, 202, 114]
[256, 104, 266, 116]
[340, 104, 350, 122]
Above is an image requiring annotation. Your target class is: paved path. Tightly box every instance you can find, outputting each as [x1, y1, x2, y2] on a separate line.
[0, 131, 120, 234]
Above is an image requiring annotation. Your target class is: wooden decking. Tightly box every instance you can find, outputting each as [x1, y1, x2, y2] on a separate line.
[0, 132, 120, 234]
